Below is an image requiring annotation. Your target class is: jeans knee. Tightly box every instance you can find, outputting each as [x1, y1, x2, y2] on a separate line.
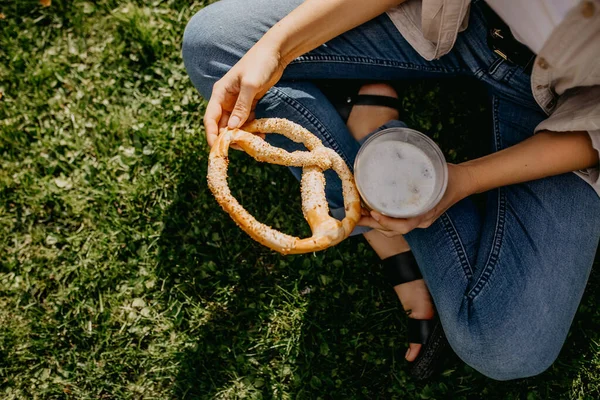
[448, 329, 560, 381]
[474, 351, 556, 381]
[182, 3, 233, 98]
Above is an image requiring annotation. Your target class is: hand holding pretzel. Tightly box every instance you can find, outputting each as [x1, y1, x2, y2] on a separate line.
[207, 118, 361, 254]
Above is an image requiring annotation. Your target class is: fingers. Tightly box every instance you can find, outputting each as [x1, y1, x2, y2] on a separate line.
[212, 109, 264, 152]
[248, 110, 256, 123]
[219, 110, 231, 130]
[358, 209, 435, 237]
[246, 111, 266, 139]
[228, 81, 257, 129]
[359, 211, 430, 236]
[214, 111, 242, 151]
[371, 211, 423, 235]
[358, 216, 399, 238]
[203, 97, 222, 148]
[204, 76, 263, 150]
[357, 216, 386, 230]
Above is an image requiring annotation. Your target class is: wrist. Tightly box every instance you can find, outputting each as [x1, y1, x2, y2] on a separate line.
[260, 25, 295, 67]
[454, 162, 481, 197]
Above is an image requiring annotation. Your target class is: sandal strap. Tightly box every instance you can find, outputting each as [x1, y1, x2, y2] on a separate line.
[407, 319, 435, 345]
[351, 94, 402, 110]
[381, 251, 422, 286]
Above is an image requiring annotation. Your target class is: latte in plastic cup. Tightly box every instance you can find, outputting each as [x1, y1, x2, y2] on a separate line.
[354, 127, 448, 218]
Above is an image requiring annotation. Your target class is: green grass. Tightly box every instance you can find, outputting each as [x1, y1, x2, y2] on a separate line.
[1, 1, 599, 398]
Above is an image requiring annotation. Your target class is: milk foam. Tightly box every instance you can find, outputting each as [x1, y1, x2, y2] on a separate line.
[357, 141, 437, 216]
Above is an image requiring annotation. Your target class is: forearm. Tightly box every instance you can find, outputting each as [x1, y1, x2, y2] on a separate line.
[260, 0, 405, 65]
[463, 131, 599, 194]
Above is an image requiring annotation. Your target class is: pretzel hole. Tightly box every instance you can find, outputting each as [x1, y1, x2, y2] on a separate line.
[226, 150, 313, 239]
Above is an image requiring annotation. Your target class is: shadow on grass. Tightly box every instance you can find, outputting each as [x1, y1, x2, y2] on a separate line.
[155, 79, 600, 399]
[153, 137, 409, 397]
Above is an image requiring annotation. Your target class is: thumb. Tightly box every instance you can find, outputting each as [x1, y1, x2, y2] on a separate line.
[228, 82, 256, 129]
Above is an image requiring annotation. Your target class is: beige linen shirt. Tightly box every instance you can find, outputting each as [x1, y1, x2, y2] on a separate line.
[386, 0, 600, 196]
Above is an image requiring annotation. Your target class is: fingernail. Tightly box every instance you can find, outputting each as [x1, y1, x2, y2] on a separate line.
[405, 348, 411, 359]
[228, 116, 241, 129]
[370, 211, 380, 222]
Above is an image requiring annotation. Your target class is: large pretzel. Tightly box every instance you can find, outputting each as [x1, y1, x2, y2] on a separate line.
[207, 118, 361, 255]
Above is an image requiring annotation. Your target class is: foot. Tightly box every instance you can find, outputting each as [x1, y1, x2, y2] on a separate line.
[364, 231, 435, 362]
[347, 83, 435, 362]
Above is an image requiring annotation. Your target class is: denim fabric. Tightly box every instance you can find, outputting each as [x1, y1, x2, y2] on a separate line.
[182, 0, 600, 380]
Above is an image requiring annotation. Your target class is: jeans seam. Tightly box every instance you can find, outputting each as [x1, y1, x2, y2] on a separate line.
[492, 96, 503, 151]
[467, 189, 506, 300]
[440, 213, 474, 280]
[267, 87, 352, 166]
[290, 54, 465, 74]
[467, 96, 506, 300]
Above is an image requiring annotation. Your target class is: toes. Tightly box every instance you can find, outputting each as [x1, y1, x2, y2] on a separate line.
[391, 280, 434, 363]
[405, 343, 422, 362]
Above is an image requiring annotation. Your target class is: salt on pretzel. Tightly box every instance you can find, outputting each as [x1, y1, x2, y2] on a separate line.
[207, 118, 361, 255]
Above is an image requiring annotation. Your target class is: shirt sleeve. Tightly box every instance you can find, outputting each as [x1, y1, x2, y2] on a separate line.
[534, 86, 600, 196]
[582, 128, 600, 195]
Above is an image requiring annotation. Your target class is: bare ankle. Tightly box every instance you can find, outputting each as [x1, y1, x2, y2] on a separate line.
[393, 280, 435, 320]
[346, 83, 400, 141]
[364, 230, 410, 259]
[358, 83, 398, 98]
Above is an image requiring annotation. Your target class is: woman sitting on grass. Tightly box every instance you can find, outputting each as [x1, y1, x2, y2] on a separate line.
[182, 0, 600, 380]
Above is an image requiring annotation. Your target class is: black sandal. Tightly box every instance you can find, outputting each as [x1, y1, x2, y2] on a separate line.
[336, 93, 403, 123]
[317, 81, 449, 378]
[382, 251, 449, 380]
[315, 80, 403, 123]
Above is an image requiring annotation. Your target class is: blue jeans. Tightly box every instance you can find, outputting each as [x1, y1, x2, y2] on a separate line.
[182, 0, 600, 380]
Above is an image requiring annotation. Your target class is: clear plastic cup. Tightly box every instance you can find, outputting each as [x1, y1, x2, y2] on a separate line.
[354, 127, 448, 219]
